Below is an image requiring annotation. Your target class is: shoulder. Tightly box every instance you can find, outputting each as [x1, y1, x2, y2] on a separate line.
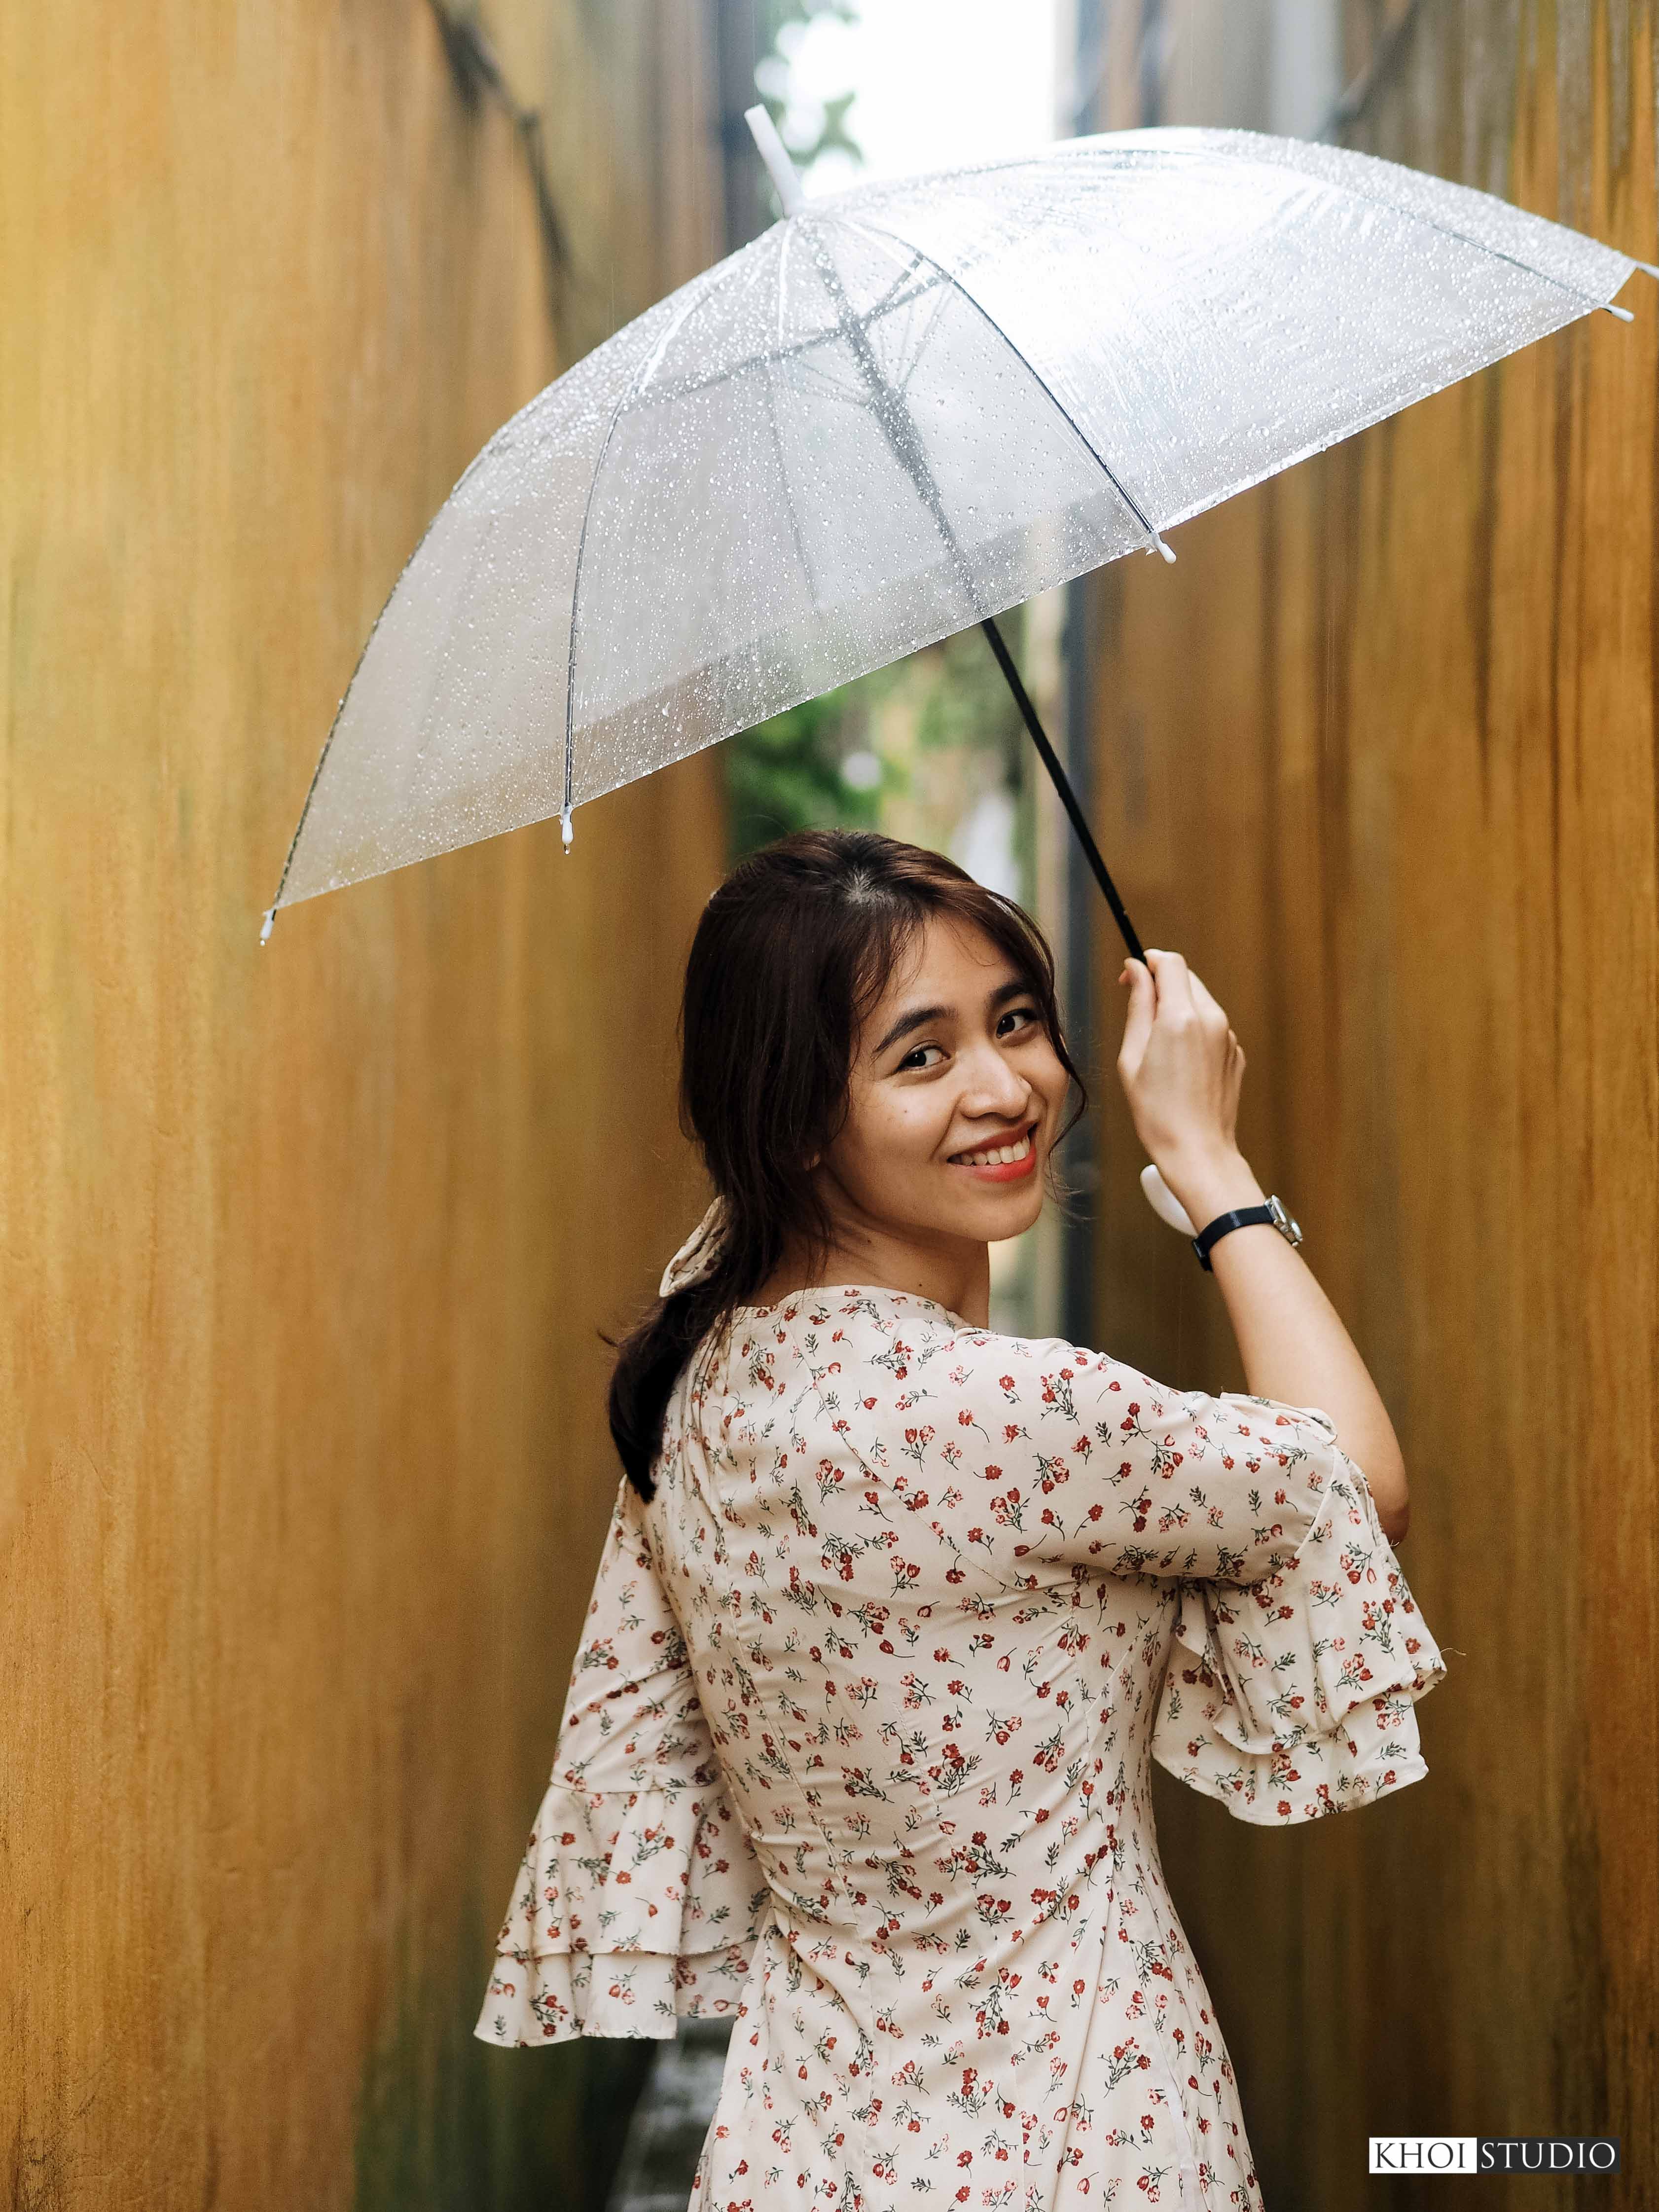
[791, 1293, 1134, 1416]
[690, 1288, 1133, 1406]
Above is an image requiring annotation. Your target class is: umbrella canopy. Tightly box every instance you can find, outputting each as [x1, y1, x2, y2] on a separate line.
[269, 124, 1639, 924]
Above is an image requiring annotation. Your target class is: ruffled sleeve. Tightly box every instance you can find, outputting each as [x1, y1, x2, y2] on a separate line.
[475, 1474, 772, 2046]
[1151, 1405, 1447, 1823]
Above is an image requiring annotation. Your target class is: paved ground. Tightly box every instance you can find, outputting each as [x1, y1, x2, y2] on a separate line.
[604, 2018, 733, 2212]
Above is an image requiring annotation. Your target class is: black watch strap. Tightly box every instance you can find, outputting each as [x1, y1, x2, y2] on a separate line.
[1192, 1203, 1278, 1271]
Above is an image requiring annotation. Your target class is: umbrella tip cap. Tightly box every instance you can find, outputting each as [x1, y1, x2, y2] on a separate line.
[745, 104, 806, 218]
[259, 907, 276, 946]
[560, 807, 574, 852]
[1153, 534, 1176, 564]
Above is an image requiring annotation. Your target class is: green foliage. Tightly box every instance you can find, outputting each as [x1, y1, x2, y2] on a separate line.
[907, 616, 1025, 766]
[724, 610, 1031, 867]
[725, 684, 885, 864]
[757, 0, 856, 38]
[753, 0, 863, 174]
[776, 84, 861, 170]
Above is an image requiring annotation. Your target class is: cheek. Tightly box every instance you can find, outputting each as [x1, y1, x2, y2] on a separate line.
[834, 1088, 950, 1191]
[1022, 1042, 1071, 1118]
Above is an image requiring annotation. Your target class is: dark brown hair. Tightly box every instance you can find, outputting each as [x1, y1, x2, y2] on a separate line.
[607, 829, 1086, 1497]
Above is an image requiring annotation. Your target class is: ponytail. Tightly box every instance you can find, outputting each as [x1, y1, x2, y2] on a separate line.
[607, 1260, 744, 1499]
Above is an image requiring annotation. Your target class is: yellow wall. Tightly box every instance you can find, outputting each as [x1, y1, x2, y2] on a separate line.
[1, 3, 727, 2204]
[1082, 4, 1657, 2203]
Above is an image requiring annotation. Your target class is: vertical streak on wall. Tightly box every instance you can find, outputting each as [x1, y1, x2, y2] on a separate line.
[0, 3, 727, 2208]
[1080, 1, 1659, 2202]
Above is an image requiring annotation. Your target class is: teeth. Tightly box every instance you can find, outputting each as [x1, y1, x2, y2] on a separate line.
[956, 1130, 1033, 1168]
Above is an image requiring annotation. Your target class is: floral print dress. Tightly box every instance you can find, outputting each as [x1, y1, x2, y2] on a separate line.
[477, 1283, 1447, 2210]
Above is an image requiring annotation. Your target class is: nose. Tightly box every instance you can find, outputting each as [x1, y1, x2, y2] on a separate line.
[958, 1037, 1034, 1122]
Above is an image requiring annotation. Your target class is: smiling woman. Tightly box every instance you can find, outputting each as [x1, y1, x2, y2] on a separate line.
[478, 830, 1444, 2210]
[749, 910, 1077, 1315]
[601, 830, 1089, 1488]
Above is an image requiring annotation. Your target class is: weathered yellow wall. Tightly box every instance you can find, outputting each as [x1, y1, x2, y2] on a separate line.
[1082, 4, 1658, 2203]
[1, 2, 727, 2205]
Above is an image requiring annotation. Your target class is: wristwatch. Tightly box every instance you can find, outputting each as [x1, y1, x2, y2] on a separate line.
[1192, 1194, 1302, 1271]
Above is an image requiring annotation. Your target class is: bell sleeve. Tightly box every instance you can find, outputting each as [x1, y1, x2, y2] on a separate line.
[1149, 1403, 1447, 1823]
[884, 1324, 1447, 1825]
[475, 1472, 771, 2047]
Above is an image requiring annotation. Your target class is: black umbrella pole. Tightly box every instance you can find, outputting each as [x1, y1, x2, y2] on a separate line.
[978, 616, 1147, 968]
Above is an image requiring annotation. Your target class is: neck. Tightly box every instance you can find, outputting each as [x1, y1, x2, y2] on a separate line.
[755, 1219, 992, 1327]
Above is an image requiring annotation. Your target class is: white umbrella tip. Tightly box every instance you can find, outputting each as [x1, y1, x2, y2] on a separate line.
[744, 104, 806, 218]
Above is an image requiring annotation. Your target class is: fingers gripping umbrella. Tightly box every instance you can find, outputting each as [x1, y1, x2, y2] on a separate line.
[266, 118, 1643, 959]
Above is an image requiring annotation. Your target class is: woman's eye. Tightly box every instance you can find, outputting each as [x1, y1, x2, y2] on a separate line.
[997, 1005, 1041, 1037]
[898, 1043, 945, 1072]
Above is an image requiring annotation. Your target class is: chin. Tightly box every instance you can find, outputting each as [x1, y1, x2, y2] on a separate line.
[959, 1192, 1046, 1239]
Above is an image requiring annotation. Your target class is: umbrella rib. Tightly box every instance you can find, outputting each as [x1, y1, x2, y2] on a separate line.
[839, 214, 1171, 556]
[760, 350, 824, 616]
[618, 270, 950, 412]
[800, 220, 984, 613]
[789, 355, 890, 410]
[895, 276, 959, 396]
[853, 246, 932, 326]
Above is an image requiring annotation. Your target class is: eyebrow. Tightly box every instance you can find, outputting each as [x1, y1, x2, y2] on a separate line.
[873, 978, 1030, 1059]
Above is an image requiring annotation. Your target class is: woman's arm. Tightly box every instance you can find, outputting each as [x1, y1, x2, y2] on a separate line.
[1116, 949, 1409, 1546]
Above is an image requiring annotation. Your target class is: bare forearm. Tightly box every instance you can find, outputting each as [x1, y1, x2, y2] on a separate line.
[1161, 1145, 1410, 1542]
[1113, 952, 1409, 1545]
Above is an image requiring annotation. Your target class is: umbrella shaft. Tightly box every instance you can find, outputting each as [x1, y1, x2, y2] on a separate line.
[979, 617, 1146, 967]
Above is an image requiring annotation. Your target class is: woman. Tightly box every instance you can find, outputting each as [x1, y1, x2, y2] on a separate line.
[477, 830, 1445, 2210]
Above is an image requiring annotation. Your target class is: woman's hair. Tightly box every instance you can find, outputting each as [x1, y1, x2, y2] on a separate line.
[607, 828, 1086, 1498]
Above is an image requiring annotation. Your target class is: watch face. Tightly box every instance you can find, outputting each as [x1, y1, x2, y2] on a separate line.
[1268, 1195, 1303, 1245]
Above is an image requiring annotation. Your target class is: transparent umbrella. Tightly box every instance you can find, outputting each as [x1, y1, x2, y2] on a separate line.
[266, 117, 1643, 948]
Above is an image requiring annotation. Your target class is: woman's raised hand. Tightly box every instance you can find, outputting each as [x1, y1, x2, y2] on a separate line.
[1115, 950, 1250, 1209]
[1114, 947, 1410, 1541]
